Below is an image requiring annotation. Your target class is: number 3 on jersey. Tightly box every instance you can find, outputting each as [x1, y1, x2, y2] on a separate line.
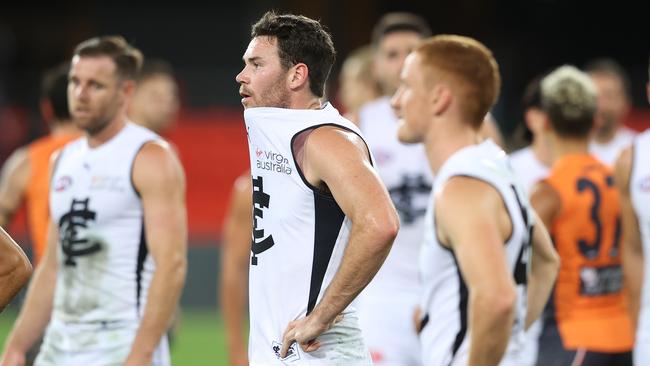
[251, 176, 274, 265]
[576, 175, 621, 260]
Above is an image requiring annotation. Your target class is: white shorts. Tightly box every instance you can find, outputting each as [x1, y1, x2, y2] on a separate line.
[519, 318, 541, 366]
[249, 312, 372, 366]
[357, 291, 421, 366]
[35, 318, 170, 366]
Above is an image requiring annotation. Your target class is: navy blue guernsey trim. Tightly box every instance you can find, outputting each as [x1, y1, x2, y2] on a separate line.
[290, 123, 373, 194]
[135, 219, 148, 315]
[449, 253, 469, 364]
[306, 190, 345, 315]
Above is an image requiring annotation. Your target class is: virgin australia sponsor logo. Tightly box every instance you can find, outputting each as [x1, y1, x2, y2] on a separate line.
[255, 146, 293, 175]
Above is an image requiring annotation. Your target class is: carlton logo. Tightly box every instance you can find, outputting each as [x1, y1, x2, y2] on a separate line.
[255, 146, 292, 175]
[55, 176, 73, 192]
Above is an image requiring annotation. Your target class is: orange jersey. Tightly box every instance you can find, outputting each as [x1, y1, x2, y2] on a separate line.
[546, 154, 633, 352]
[25, 133, 79, 264]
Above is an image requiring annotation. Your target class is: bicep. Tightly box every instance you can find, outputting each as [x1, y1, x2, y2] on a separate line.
[133, 143, 187, 261]
[306, 129, 394, 222]
[223, 177, 253, 264]
[530, 182, 560, 229]
[0, 149, 30, 219]
[439, 179, 514, 290]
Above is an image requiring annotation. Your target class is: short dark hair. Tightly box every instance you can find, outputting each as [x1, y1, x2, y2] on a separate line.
[372, 12, 432, 46]
[541, 65, 597, 138]
[519, 75, 544, 143]
[73, 36, 143, 80]
[138, 58, 175, 83]
[584, 58, 631, 100]
[251, 11, 336, 98]
[40, 62, 71, 122]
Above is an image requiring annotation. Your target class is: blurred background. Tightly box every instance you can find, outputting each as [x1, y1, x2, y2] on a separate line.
[0, 0, 648, 363]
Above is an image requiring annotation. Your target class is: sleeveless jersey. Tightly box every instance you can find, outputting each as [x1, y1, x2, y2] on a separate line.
[630, 130, 650, 355]
[26, 133, 80, 264]
[358, 96, 432, 295]
[419, 140, 533, 366]
[509, 146, 549, 194]
[356, 97, 430, 365]
[245, 103, 373, 365]
[545, 153, 633, 351]
[49, 123, 160, 324]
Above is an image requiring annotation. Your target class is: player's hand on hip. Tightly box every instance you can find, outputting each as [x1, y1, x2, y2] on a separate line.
[280, 313, 343, 357]
[0, 348, 26, 366]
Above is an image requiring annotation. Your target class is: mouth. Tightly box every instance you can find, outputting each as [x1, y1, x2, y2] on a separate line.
[239, 89, 252, 102]
[74, 108, 91, 117]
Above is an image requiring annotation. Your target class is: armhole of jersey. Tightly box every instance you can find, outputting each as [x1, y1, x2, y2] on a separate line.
[47, 147, 65, 217]
[130, 139, 157, 198]
[289, 123, 373, 195]
[437, 174, 515, 252]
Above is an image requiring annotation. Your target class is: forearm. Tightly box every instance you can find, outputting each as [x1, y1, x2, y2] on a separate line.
[468, 292, 515, 366]
[4, 262, 55, 353]
[0, 244, 32, 311]
[525, 254, 558, 328]
[220, 265, 248, 354]
[310, 224, 394, 324]
[130, 260, 186, 356]
[623, 245, 644, 332]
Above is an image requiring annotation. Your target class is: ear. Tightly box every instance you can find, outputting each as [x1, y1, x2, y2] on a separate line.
[288, 63, 309, 91]
[121, 79, 136, 98]
[430, 84, 452, 116]
[525, 108, 543, 133]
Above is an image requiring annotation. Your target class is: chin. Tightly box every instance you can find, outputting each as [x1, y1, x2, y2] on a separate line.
[397, 125, 422, 144]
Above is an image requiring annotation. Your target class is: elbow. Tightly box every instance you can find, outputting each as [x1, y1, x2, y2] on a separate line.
[476, 284, 517, 320]
[0, 251, 32, 287]
[369, 211, 400, 248]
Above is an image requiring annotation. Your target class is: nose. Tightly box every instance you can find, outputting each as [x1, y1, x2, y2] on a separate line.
[390, 87, 402, 114]
[235, 67, 248, 84]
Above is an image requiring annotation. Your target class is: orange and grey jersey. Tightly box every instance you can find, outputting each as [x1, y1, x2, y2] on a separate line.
[244, 103, 374, 365]
[419, 140, 533, 366]
[49, 122, 160, 325]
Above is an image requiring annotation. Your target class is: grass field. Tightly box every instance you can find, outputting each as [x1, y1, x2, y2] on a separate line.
[0, 309, 231, 365]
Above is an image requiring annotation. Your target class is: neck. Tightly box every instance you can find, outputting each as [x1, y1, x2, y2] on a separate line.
[87, 113, 127, 148]
[530, 134, 553, 168]
[424, 118, 481, 175]
[290, 93, 322, 110]
[549, 134, 590, 165]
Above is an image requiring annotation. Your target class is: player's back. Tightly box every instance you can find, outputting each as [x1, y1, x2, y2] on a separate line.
[545, 153, 633, 351]
[26, 133, 79, 263]
[419, 140, 532, 366]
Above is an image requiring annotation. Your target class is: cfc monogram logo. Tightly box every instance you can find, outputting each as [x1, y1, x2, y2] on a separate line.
[59, 198, 102, 266]
[251, 176, 274, 265]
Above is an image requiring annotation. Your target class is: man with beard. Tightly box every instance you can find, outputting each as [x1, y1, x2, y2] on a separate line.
[236, 11, 399, 365]
[1, 36, 187, 366]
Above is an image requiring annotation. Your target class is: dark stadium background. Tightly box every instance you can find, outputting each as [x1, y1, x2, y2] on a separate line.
[0, 0, 648, 363]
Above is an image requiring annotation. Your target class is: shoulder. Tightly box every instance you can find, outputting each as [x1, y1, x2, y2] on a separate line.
[133, 141, 184, 191]
[304, 126, 368, 159]
[1, 146, 30, 180]
[437, 175, 504, 214]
